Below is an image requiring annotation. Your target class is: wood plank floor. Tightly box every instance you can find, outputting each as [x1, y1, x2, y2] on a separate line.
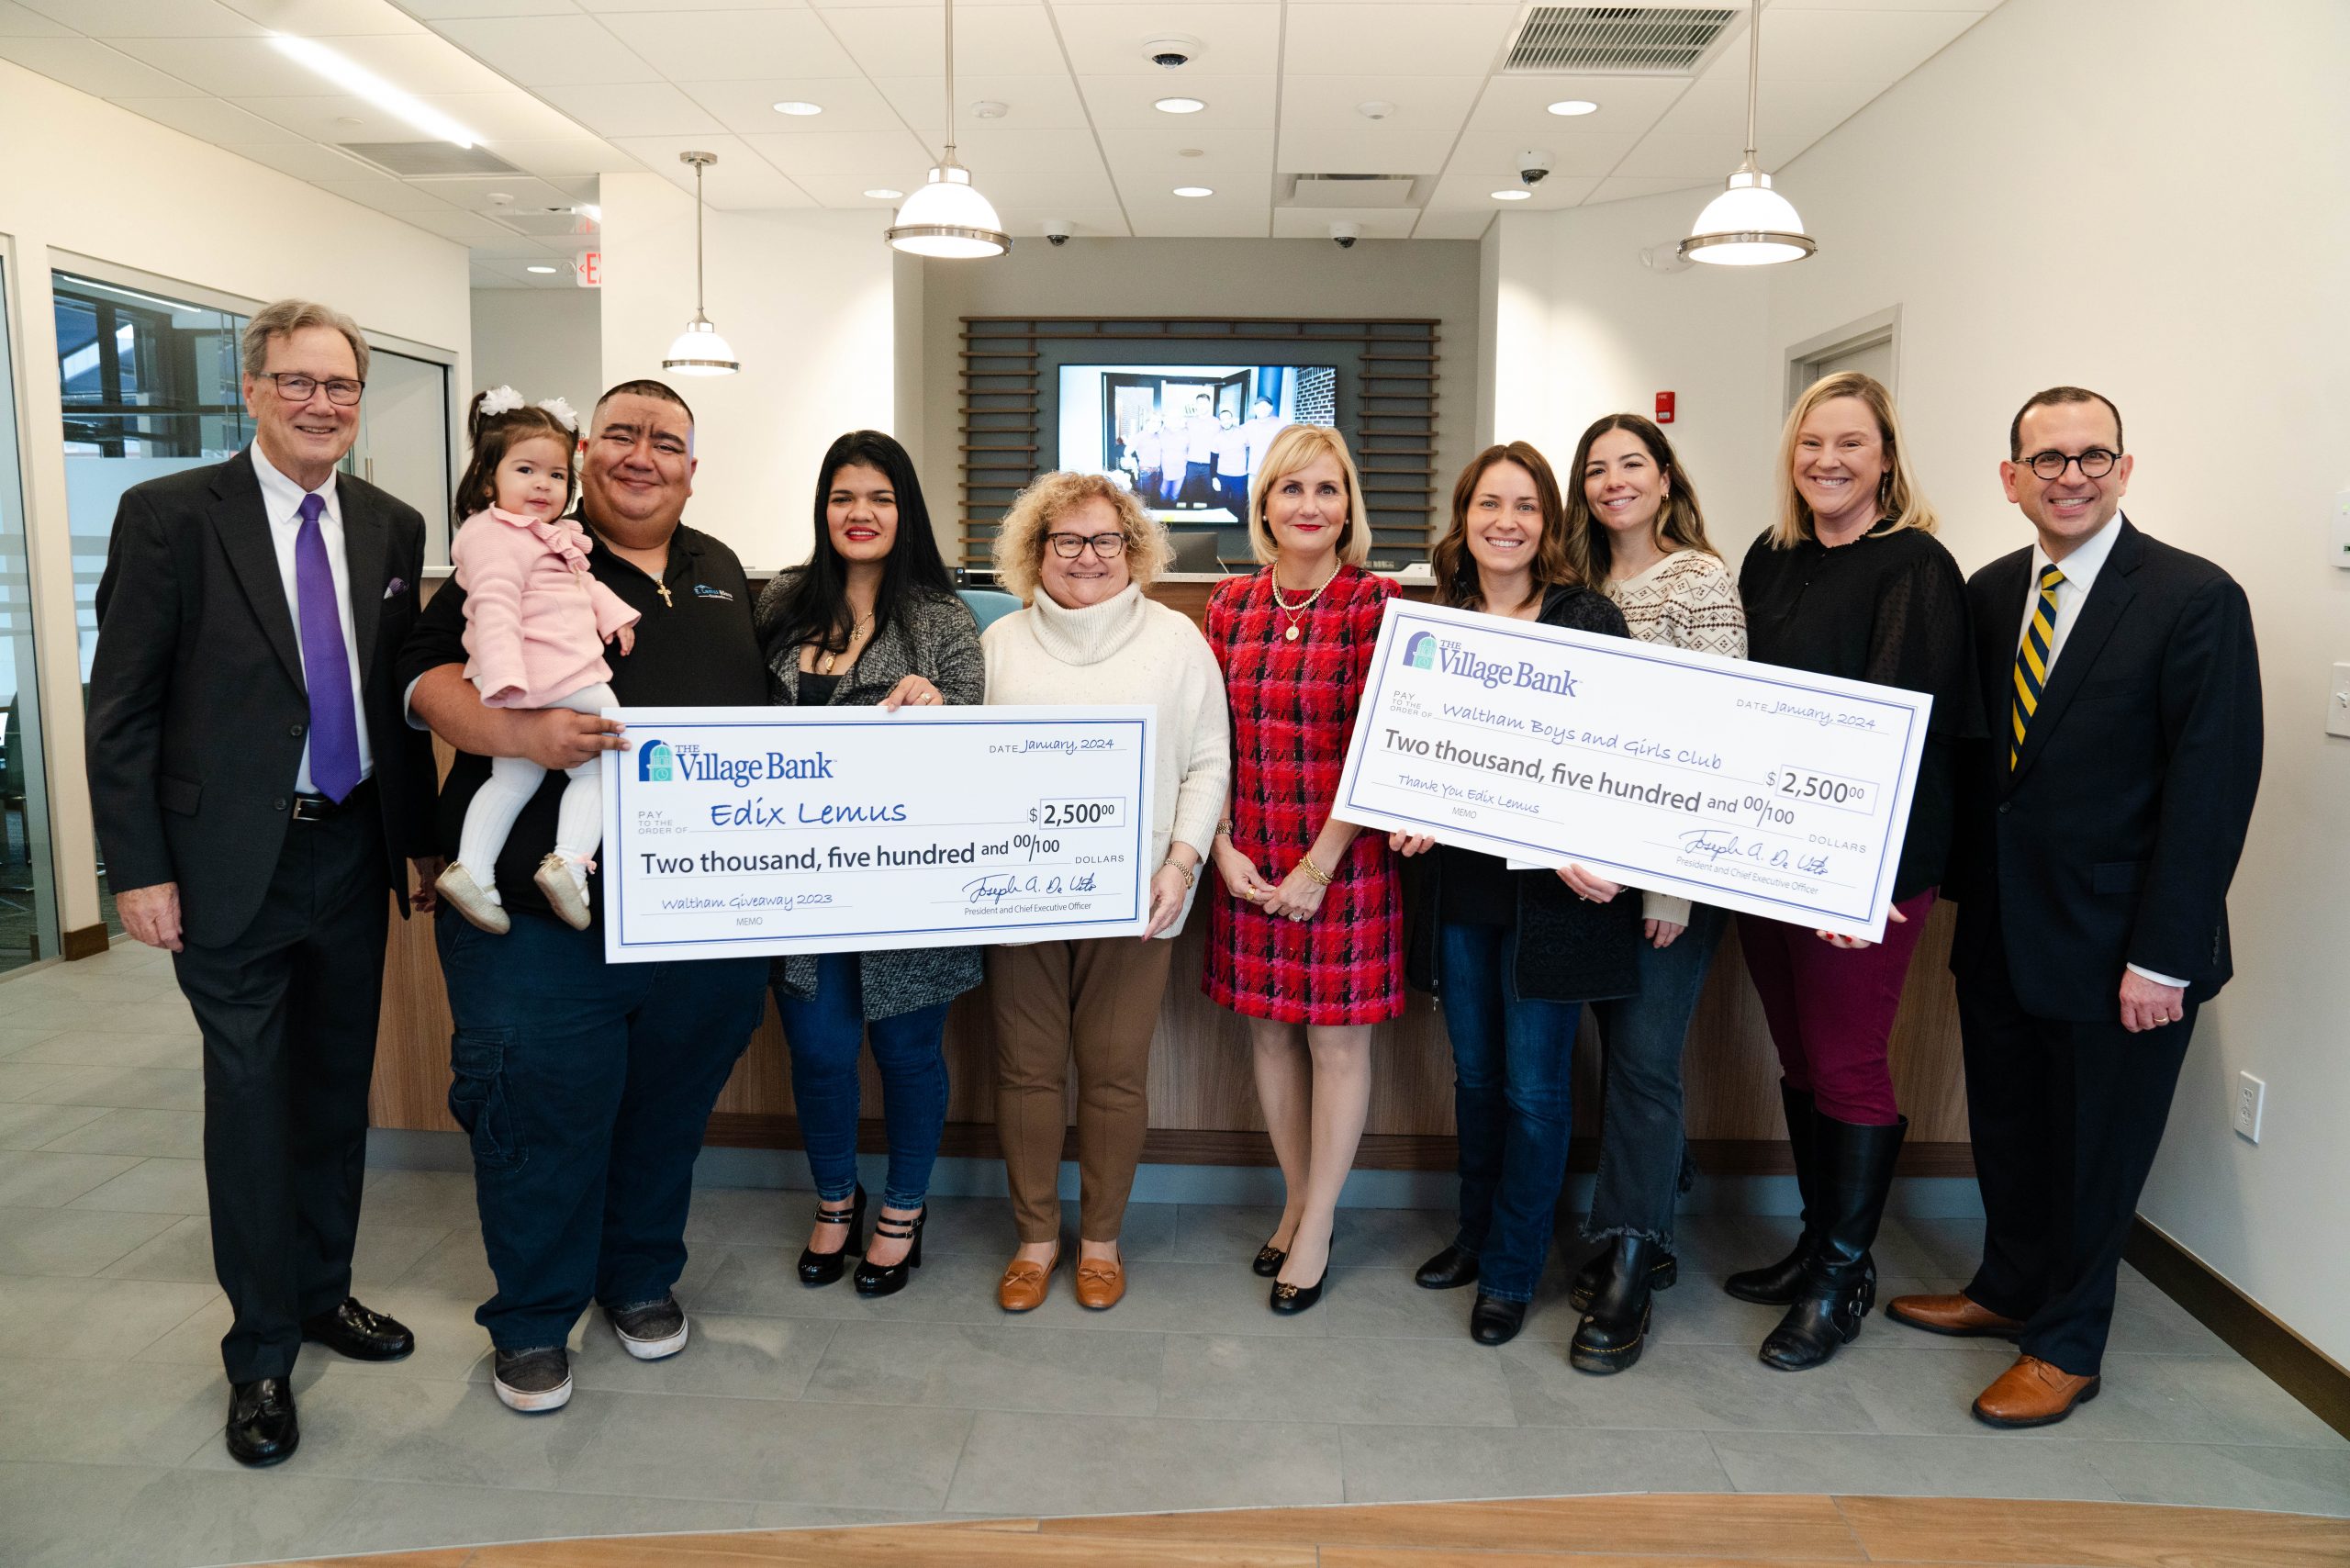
[263, 1494, 2350, 1568]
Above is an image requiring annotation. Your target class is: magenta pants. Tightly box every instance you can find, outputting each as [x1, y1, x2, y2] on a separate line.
[1737, 890, 1937, 1126]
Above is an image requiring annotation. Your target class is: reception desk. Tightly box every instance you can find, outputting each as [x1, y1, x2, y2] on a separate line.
[367, 573, 1971, 1173]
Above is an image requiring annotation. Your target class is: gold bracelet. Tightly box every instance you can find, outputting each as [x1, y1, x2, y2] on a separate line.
[1164, 857, 1198, 888]
[1296, 857, 1334, 887]
[1215, 819, 1235, 841]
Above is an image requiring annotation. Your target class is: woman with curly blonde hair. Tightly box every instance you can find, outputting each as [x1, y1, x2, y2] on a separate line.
[981, 471, 1230, 1313]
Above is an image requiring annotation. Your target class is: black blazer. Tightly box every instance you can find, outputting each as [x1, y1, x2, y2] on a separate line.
[87, 449, 437, 946]
[1946, 517, 2262, 1020]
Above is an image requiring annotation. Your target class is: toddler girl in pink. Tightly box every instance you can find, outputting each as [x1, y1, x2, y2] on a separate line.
[433, 388, 638, 934]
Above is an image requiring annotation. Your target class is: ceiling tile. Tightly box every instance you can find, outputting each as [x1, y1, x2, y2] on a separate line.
[1119, 206, 1268, 240]
[1276, 126, 1457, 176]
[786, 172, 921, 206]
[316, 173, 464, 213]
[1463, 73, 1689, 136]
[1614, 75, 1885, 178]
[877, 72, 1091, 131]
[1442, 129, 1643, 185]
[608, 132, 820, 206]
[946, 163, 1120, 207]
[494, 136, 642, 176]
[1409, 207, 1492, 240]
[1420, 170, 1597, 212]
[1741, 6, 1986, 81]
[1280, 73, 1480, 133]
[1076, 72, 1275, 129]
[112, 94, 308, 145]
[19, 0, 263, 38]
[539, 80, 727, 137]
[986, 206, 1133, 239]
[400, 0, 579, 16]
[1281, 5, 1517, 77]
[1268, 206, 1418, 241]
[434, 15, 661, 86]
[1583, 174, 1714, 207]
[0, 37, 207, 95]
[221, 139, 383, 180]
[820, 3, 1058, 77]
[0, 2, 74, 38]
[735, 126, 933, 179]
[219, 0, 432, 34]
[676, 74, 907, 134]
[397, 205, 531, 241]
[597, 9, 862, 80]
[1050, 4, 1281, 77]
[106, 34, 364, 95]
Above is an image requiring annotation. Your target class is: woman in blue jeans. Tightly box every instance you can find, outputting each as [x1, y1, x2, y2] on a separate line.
[754, 431, 985, 1297]
[1560, 413, 1748, 1372]
[1393, 442, 1642, 1347]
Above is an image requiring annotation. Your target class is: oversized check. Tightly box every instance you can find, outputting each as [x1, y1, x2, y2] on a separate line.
[600, 705, 1154, 963]
[1334, 600, 1933, 941]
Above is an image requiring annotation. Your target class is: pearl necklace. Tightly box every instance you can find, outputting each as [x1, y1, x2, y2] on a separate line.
[1270, 564, 1341, 642]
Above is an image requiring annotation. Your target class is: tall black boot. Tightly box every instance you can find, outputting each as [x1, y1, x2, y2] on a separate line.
[1759, 1112, 1906, 1372]
[1570, 1236, 1659, 1375]
[1725, 1081, 1830, 1305]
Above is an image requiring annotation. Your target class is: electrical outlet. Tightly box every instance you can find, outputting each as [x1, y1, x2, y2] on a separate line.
[2233, 1071, 2266, 1143]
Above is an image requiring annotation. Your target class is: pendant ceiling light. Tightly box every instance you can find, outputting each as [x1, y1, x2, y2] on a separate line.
[662, 151, 740, 376]
[1679, 0, 1816, 267]
[886, 0, 1011, 258]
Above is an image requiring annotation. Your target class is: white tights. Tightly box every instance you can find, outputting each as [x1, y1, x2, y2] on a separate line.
[454, 683, 615, 900]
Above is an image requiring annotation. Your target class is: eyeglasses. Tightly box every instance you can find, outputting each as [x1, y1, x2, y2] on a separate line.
[257, 372, 365, 407]
[1046, 532, 1128, 560]
[2022, 447, 2120, 481]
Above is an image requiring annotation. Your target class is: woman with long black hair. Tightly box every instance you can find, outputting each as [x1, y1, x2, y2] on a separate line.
[755, 431, 984, 1299]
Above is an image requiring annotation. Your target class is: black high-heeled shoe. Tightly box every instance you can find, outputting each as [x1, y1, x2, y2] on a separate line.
[1269, 1238, 1331, 1316]
[854, 1207, 925, 1297]
[1252, 1242, 1288, 1278]
[797, 1186, 866, 1286]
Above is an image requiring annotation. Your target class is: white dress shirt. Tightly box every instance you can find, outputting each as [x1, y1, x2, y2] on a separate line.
[2013, 512, 2182, 990]
[252, 445, 375, 792]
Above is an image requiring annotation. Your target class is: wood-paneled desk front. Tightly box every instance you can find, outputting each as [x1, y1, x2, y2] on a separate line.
[369, 573, 1971, 1174]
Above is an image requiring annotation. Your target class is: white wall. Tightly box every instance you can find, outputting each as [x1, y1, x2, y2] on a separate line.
[597, 175, 896, 571]
[1486, 0, 2350, 1365]
[471, 287, 604, 414]
[0, 60, 471, 937]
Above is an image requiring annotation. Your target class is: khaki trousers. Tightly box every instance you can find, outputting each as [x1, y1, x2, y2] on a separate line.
[987, 936, 1176, 1243]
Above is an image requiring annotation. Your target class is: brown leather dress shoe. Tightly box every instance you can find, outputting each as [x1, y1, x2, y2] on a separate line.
[1886, 1292, 2024, 1338]
[997, 1249, 1058, 1313]
[1972, 1354, 2100, 1428]
[1074, 1252, 1125, 1311]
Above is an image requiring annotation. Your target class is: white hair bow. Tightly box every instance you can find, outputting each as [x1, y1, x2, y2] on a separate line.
[477, 385, 524, 418]
[537, 396, 580, 432]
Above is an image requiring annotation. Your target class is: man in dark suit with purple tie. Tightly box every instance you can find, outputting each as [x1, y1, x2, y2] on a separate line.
[1889, 386, 2262, 1428]
[86, 298, 442, 1466]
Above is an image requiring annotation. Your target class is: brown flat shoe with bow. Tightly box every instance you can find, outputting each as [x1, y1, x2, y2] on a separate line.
[997, 1248, 1058, 1314]
[1972, 1353, 2100, 1428]
[1887, 1292, 2024, 1338]
[1074, 1251, 1125, 1311]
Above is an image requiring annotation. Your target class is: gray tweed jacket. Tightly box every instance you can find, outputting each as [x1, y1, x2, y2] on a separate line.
[755, 572, 987, 1019]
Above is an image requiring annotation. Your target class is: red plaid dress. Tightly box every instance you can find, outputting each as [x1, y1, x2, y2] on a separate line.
[1203, 565, 1404, 1025]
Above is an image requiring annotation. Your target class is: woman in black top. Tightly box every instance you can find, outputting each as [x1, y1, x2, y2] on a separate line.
[1392, 442, 1641, 1348]
[1729, 372, 1981, 1372]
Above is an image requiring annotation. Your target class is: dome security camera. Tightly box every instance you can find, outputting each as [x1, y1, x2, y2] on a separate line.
[1044, 218, 1072, 246]
[1144, 35, 1201, 69]
[1517, 150, 1553, 185]
[1330, 221, 1361, 250]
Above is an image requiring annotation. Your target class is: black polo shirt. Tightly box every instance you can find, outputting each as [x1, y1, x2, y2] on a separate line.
[399, 516, 767, 919]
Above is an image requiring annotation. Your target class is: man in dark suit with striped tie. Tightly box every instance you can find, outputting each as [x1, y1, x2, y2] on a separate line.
[1888, 386, 2263, 1428]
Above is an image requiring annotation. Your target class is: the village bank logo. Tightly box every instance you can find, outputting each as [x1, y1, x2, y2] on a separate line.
[1404, 631, 1437, 670]
[635, 739, 837, 789]
[638, 740, 676, 782]
[1418, 635, 1583, 698]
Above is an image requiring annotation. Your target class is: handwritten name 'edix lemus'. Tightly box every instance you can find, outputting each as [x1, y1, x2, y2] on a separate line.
[1438, 646, 1581, 698]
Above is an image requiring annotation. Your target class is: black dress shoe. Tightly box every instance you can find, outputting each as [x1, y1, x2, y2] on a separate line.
[1270, 1237, 1332, 1316]
[1469, 1293, 1527, 1346]
[1251, 1242, 1288, 1278]
[300, 1297, 414, 1361]
[1414, 1242, 1480, 1291]
[226, 1377, 298, 1466]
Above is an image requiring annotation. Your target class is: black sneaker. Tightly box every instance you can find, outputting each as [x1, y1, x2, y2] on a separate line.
[608, 1294, 689, 1361]
[491, 1346, 572, 1413]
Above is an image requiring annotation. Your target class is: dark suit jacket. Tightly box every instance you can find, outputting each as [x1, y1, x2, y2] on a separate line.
[1947, 517, 2261, 1021]
[86, 448, 437, 947]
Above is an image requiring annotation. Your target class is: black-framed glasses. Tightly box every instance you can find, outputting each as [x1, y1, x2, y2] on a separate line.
[257, 372, 364, 407]
[1046, 531, 1128, 559]
[2023, 447, 2119, 481]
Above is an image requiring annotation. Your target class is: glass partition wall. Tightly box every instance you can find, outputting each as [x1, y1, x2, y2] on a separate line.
[0, 262, 62, 970]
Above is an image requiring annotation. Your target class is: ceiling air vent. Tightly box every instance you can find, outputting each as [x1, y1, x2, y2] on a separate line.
[338, 141, 523, 178]
[1504, 6, 1738, 75]
[1282, 173, 1421, 209]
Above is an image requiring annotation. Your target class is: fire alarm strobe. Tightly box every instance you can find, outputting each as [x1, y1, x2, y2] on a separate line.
[1655, 391, 1676, 424]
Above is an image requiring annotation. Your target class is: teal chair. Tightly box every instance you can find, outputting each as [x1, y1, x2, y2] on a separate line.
[958, 588, 1023, 633]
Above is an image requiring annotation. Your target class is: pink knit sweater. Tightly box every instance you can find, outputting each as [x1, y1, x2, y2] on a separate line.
[452, 507, 639, 709]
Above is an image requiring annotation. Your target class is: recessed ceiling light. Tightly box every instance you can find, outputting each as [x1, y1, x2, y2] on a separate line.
[864, 187, 905, 200]
[1155, 96, 1205, 115]
[1357, 100, 1394, 120]
[1491, 189, 1532, 201]
[525, 265, 559, 274]
[1547, 99, 1599, 117]
[772, 100, 822, 117]
[971, 99, 1008, 119]
[1173, 185, 1214, 198]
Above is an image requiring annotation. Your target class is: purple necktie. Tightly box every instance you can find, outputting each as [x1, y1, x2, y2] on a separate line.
[294, 493, 362, 802]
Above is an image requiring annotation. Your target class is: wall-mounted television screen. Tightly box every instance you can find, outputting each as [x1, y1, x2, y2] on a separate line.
[1057, 364, 1339, 524]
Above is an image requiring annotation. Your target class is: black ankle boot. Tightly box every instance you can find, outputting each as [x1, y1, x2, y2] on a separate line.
[797, 1186, 866, 1286]
[1469, 1293, 1526, 1346]
[1760, 1113, 1906, 1372]
[1570, 1237, 1659, 1374]
[1569, 1240, 1675, 1313]
[1726, 1082, 1851, 1305]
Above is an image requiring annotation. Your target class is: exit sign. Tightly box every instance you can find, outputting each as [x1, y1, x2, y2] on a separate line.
[575, 251, 601, 288]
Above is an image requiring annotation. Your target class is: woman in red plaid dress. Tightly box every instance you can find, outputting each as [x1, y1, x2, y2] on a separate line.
[1204, 424, 1402, 1316]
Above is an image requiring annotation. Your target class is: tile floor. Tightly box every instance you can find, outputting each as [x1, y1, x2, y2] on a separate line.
[1, 941, 2344, 1568]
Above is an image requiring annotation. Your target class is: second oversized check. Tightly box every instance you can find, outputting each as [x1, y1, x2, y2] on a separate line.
[1335, 600, 1933, 942]
[601, 705, 1154, 963]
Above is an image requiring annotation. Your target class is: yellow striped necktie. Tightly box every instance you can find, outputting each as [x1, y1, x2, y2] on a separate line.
[2009, 563, 2065, 767]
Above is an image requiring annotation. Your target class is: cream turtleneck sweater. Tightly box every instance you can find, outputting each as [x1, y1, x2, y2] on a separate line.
[981, 582, 1232, 937]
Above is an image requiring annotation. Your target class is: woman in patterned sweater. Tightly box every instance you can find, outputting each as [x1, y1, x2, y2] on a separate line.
[1558, 413, 1747, 1374]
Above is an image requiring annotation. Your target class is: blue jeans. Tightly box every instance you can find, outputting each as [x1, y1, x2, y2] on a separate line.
[437, 911, 767, 1352]
[1584, 903, 1729, 1246]
[774, 953, 952, 1212]
[1438, 922, 1580, 1304]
